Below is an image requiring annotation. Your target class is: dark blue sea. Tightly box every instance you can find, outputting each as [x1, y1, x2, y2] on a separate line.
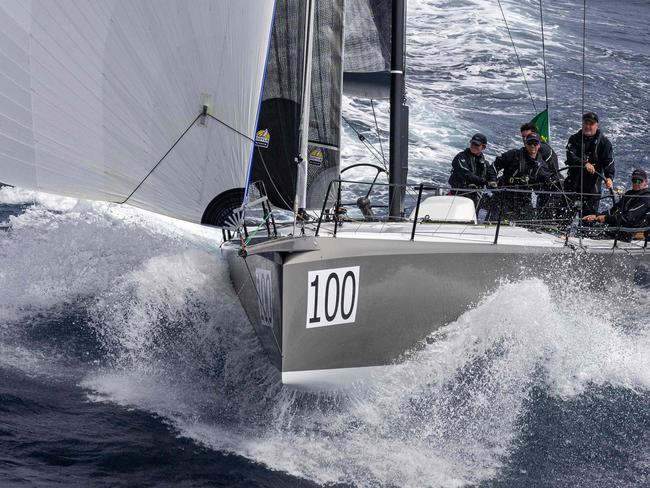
[2, 0, 650, 487]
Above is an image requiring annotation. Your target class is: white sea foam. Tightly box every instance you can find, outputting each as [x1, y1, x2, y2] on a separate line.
[2, 1, 650, 486]
[0, 186, 79, 210]
[79, 268, 650, 488]
[2, 188, 648, 488]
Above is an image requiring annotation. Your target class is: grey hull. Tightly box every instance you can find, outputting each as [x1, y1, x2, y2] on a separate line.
[226, 236, 647, 387]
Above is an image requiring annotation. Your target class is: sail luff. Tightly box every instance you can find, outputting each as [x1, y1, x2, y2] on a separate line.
[243, 0, 279, 208]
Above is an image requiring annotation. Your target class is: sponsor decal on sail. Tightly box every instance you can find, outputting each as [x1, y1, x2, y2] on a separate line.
[308, 147, 324, 166]
[255, 129, 271, 148]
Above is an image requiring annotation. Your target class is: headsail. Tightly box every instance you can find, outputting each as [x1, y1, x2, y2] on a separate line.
[0, 0, 274, 225]
[250, 0, 344, 211]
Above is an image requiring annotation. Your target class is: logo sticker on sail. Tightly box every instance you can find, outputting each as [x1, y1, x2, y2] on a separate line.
[255, 129, 270, 148]
[308, 147, 324, 166]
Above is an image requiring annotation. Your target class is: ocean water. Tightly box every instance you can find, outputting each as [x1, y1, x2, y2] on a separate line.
[1, 1, 650, 487]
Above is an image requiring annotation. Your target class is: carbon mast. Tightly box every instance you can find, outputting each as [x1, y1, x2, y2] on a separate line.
[388, 0, 409, 218]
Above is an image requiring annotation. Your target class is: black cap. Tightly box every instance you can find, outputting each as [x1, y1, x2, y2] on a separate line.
[525, 132, 540, 144]
[632, 168, 648, 182]
[582, 111, 599, 123]
[470, 133, 487, 145]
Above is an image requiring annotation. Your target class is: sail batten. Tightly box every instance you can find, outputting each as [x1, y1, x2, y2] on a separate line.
[0, 0, 275, 224]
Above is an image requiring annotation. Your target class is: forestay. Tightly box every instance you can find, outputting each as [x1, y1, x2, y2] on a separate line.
[0, 0, 274, 223]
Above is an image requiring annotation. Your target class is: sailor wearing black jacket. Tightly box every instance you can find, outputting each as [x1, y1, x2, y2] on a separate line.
[492, 132, 557, 219]
[583, 169, 650, 240]
[565, 112, 614, 215]
[494, 132, 557, 187]
[448, 133, 497, 206]
[520, 122, 562, 185]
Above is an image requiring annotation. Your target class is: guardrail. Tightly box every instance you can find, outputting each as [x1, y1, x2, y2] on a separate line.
[313, 178, 649, 250]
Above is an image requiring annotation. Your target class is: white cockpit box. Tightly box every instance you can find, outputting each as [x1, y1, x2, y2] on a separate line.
[409, 196, 477, 224]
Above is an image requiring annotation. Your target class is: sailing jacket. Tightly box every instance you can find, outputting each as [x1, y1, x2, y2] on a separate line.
[448, 148, 497, 189]
[565, 129, 614, 193]
[539, 142, 561, 183]
[604, 188, 650, 230]
[494, 147, 558, 186]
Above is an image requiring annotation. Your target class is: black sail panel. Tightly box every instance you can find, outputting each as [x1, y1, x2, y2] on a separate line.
[306, 1, 344, 209]
[251, 0, 344, 211]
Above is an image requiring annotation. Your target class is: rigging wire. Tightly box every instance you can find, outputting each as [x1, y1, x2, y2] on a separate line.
[121, 111, 257, 205]
[342, 115, 390, 169]
[370, 99, 388, 165]
[579, 0, 587, 225]
[539, 0, 549, 110]
[121, 113, 202, 205]
[497, 0, 538, 113]
[254, 147, 295, 211]
[207, 113, 255, 142]
[342, 114, 422, 202]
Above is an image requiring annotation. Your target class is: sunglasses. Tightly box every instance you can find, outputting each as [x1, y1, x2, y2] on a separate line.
[632, 178, 645, 184]
[526, 141, 540, 146]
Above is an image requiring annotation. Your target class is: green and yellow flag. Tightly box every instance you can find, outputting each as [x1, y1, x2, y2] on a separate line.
[530, 109, 550, 143]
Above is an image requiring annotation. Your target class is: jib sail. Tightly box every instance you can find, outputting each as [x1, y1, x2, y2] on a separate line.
[250, 0, 344, 211]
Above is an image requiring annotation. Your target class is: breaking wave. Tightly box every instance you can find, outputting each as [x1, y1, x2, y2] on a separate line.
[2, 0, 650, 485]
[1, 189, 647, 487]
[83, 275, 650, 487]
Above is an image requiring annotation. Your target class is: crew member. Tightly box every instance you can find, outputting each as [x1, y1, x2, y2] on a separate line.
[520, 122, 565, 217]
[565, 112, 614, 215]
[493, 132, 557, 219]
[519, 122, 562, 185]
[448, 133, 497, 206]
[583, 169, 650, 240]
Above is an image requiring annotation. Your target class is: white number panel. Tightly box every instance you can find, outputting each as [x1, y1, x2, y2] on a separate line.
[306, 266, 360, 328]
[256, 268, 274, 328]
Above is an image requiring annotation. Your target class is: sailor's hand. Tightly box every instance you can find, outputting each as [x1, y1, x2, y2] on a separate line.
[583, 214, 605, 223]
[605, 178, 613, 189]
[585, 162, 595, 174]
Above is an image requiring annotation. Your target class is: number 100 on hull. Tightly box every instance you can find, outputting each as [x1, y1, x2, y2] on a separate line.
[306, 266, 360, 328]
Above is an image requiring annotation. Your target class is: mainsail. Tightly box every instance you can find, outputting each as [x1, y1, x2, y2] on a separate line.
[250, 0, 344, 211]
[0, 1, 274, 224]
[343, 0, 392, 99]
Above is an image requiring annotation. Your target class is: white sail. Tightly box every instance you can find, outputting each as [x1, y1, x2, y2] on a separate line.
[0, 0, 275, 223]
